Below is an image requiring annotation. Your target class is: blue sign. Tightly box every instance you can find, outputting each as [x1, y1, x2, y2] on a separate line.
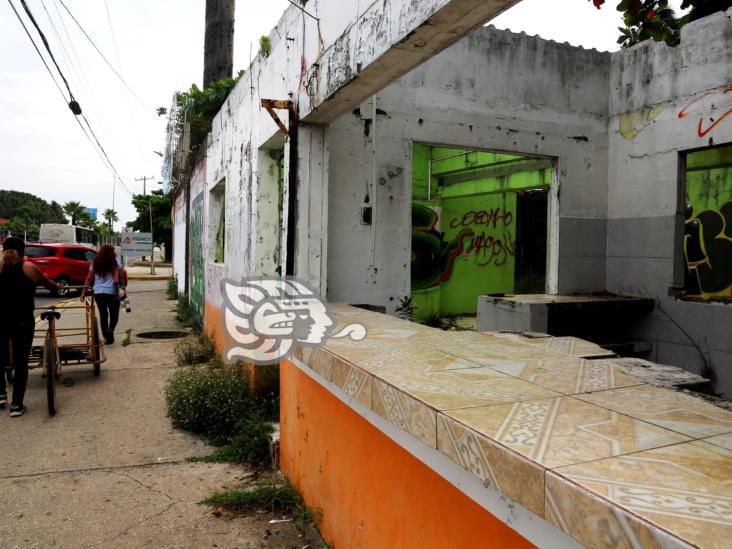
[85, 207, 98, 221]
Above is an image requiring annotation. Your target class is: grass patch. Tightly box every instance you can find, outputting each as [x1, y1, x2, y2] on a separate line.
[176, 295, 199, 329]
[174, 332, 217, 366]
[121, 329, 132, 347]
[203, 481, 320, 526]
[166, 366, 251, 444]
[166, 275, 179, 300]
[189, 414, 275, 467]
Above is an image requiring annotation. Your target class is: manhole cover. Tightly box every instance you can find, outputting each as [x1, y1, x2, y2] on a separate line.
[136, 330, 189, 339]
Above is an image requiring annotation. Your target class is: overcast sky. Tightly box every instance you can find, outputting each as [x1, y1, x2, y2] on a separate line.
[0, 0, 685, 228]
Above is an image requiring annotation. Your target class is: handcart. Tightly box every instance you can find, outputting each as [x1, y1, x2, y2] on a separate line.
[29, 287, 105, 415]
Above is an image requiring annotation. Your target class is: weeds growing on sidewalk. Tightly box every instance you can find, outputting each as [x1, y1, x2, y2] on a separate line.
[175, 332, 217, 366]
[175, 295, 199, 329]
[121, 329, 132, 347]
[203, 479, 320, 526]
[166, 366, 251, 444]
[189, 413, 275, 465]
[167, 275, 179, 300]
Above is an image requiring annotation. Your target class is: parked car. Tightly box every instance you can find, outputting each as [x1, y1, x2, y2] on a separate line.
[24, 243, 97, 296]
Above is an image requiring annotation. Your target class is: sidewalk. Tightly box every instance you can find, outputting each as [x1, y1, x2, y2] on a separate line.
[0, 281, 302, 548]
[125, 265, 172, 281]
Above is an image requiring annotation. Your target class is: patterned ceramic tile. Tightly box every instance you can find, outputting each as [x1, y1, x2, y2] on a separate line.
[370, 349, 489, 375]
[545, 472, 694, 549]
[576, 385, 732, 438]
[377, 365, 561, 410]
[371, 378, 437, 448]
[329, 358, 372, 408]
[444, 397, 689, 469]
[437, 413, 546, 517]
[704, 432, 732, 451]
[439, 341, 573, 366]
[521, 336, 617, 359]
[548, 441, 732, 549]
[488, 358, 644, 395]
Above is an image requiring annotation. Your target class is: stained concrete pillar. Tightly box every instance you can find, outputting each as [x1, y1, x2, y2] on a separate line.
[203, 0, 235, 87]
[290, 124, 329, 297]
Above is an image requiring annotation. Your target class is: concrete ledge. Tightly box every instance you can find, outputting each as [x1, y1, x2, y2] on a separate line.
[290, 304, 732, 548]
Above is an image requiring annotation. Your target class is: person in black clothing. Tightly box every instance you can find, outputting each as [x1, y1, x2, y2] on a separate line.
[0, 237, 58, 417]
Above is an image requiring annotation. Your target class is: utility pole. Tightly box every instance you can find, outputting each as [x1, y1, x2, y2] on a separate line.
[203, 0, 235, 87]
[135, 175, 156, 275]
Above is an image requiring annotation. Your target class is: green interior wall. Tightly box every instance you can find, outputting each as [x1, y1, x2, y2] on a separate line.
[683, 144, 732, 298]
[411, 144, 550, 320]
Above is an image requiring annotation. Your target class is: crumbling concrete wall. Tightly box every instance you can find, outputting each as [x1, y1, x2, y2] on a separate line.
[606, 9, 732, 396]
[326, 26, 611, 310]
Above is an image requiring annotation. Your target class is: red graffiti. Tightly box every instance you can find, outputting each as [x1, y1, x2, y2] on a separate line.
[678, 87, 732, 138]
[466, 231, 515, 267]
[449, 208, 513, 229]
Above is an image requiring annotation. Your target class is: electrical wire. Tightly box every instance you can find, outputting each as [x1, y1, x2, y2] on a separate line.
[41, 0, 133, 179]
[5, 0, 66, 100]
[56, 0, 152, 114]
[287, 0, 319, 20]
[6, 0, 133, 198]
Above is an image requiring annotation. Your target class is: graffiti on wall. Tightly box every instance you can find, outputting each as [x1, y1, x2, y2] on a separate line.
[678, 87, 732, 138]
[411, 203, 472, 290]
[189, 192, 205, 322]
[684, 200, 732, 297]
[449, 208, 515, 267]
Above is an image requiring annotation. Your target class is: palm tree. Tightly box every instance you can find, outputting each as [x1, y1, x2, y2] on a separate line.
[62, 201, 86, 225]
[103, 208, 119, 230]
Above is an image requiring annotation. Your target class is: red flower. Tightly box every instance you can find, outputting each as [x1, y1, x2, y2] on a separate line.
[645, 8, 656, 20]
[592, 0, 605, 8]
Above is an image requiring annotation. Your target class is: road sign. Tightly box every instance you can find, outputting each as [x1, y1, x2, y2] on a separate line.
[121, 232, 152, 259]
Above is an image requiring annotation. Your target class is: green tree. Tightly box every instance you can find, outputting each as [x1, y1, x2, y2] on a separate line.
[590, 0, 732, 47]
[62, 201, 87, 225]
[103, 208, 119, 229]
[130, 189, 173, 254]
[0, 190, 68, 227]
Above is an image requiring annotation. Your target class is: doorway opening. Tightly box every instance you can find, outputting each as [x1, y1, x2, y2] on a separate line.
[410, 143, 552, 324]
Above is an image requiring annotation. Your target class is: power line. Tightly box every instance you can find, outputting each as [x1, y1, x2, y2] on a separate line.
[42, 0, 137, 189]
[6, 0, 133, 198]
[17, 0, 79, 112]
[56, 0, 152, 115]
[5, 0, 66, 101]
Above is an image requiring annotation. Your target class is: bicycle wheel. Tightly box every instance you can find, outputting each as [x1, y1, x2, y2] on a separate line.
[92, 323, 101, 377]
[44, 338, 57, 416]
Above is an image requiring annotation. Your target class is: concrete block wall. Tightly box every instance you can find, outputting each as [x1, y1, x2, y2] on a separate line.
[326, 26, 612, 311]
[606, 10, 732, 396]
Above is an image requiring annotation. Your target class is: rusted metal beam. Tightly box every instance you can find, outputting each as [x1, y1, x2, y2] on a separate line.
[261, 99, 293, 135]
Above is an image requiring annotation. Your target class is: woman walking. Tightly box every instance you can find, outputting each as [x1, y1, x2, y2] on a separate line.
[0, 237, 59, 417]
[81, 245, 127, 344]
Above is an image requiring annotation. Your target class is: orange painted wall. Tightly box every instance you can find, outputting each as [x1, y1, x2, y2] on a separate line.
[280, 360, 535, 549]
[203, 300, 273, 391]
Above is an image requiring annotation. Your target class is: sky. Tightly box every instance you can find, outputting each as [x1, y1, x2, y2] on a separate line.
[0, 0, 686, 229]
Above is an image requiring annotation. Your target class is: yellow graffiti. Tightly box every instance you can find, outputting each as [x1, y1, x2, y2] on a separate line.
[618, 105, 666, 139]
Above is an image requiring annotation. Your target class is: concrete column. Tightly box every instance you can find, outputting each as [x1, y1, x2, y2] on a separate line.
[293, 124, 329, 297]
[203, 0, 235, 87]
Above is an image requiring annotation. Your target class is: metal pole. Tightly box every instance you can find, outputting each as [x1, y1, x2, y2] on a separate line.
[135, 175, 156, 273]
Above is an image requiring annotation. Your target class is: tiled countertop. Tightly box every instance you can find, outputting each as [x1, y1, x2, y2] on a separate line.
[293, 305, 732, 549]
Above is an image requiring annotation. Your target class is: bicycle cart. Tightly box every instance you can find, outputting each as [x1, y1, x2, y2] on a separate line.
[29, 287, 106, 415]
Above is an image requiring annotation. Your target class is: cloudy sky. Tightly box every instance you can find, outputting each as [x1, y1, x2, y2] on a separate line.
[0, 0, 684, 228]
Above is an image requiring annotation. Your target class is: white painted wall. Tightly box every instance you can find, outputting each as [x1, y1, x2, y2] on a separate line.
[326, 26, 612, 311]
[172, 186, 186, 292]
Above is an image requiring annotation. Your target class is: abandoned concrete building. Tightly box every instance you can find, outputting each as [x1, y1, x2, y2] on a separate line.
[168, 1, 732, 547]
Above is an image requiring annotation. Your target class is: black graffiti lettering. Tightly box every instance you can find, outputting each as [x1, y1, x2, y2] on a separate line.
[684, 200, 732, 296]
[449, 208, 513, 229]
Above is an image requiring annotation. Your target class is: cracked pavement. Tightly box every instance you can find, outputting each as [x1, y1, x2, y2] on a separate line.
[0, 281, 308, 548]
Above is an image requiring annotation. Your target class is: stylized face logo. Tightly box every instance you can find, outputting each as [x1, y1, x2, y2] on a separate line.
[222, 278, 363, 365]
[250, 297, 333, 343]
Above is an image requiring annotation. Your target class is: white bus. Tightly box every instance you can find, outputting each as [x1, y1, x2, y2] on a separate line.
[39, 224, 98, 246]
